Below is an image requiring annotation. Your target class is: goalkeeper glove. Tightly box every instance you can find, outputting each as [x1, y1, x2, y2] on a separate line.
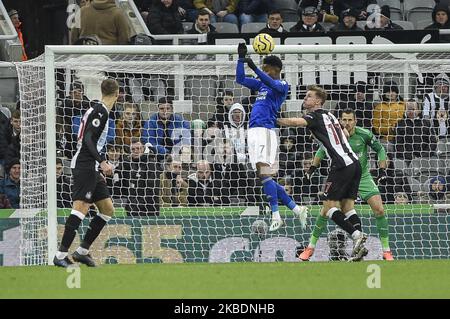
[305, 165, 317, 181]
[377, 168, 387, 184]
[238, 43, 247, 59]
[243, 58, 257, 71]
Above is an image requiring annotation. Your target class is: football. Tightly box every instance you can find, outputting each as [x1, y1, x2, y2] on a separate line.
[252, 33, 275, 55]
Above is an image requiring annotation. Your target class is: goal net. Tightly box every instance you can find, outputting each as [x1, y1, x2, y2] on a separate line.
[14, 44, 450, 265]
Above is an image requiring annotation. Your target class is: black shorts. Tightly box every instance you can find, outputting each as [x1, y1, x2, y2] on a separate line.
[323, 161, 362, 201]
[72, 168, 110, 203]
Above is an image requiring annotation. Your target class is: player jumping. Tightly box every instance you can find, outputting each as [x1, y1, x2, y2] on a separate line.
[278, 85, 368, 261]
[312, 109, 394, 260]
[235, 43, 308, 231]
[53, 78, 119, 267]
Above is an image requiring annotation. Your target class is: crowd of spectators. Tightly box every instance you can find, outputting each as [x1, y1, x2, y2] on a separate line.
[4, 0, 450, 214]
[60, 0, 450, 44]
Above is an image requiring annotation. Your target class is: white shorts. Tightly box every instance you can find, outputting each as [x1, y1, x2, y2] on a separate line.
[247, 127, 278, 170]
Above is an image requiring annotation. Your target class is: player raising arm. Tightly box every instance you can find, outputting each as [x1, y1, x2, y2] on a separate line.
[278, 85, 368, 261]
[53, 78, 119, 267]
[236, 43, 308, 231]
[312, 109, 394, 260]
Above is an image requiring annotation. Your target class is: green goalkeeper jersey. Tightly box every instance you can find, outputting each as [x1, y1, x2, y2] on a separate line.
[315, 126, 387, 175]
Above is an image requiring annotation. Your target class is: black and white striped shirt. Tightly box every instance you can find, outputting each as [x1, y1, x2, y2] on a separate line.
[70, 101, 109, 171]
[304, 109, 358, 169]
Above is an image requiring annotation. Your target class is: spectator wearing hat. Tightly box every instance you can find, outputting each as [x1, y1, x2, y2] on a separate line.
[372, 80, 405, 142]
[290, 6, 325, 32]
[56, 81, 91, 158]
[426, 3, 450, 42]
[334, 81, 372, 129]
[428, 176, 447, 203]
[0, 158, 20, 208]
[298, 0, 339, 24]
[142, 97, 191, 155]
[258, 10, 289, 34]
[365, 5, 403, 31]
[422, 73, 450, 139]
[331, 8, 363, 31]
[8, 9, 27, 61]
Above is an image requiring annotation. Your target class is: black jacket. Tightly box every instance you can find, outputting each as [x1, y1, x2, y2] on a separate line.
[290, 22, 325, 33]
[147, 0, 183, 35]
[4, 134, 20, 166]
[394, 117, 438, 161]
[187, 174, 230, 206]
[258, 25, 289, 35]
[186, 23, 217, 44]
[119, 154, 162, 215]
[0, 122, 12, 160]
[425, 3, 450, 42]
[331, 22, 363, 32]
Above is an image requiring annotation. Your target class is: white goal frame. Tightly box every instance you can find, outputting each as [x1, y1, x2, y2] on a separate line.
[43, 43, 450, 265]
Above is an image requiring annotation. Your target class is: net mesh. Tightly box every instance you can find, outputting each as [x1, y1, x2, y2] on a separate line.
[15, 48, 450, 265]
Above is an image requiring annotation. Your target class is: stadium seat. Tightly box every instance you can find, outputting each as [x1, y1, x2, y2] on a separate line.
[319, 22, 335, 31]
[415, 19, 433, 30]
[407, 176, 423, 193]
[410, 157, 446, 177]
[62, 158, 72, 177]
[283, 22, 296, 31]
[356, 21, 367, 30]
[377, 0, 404, 21]
[241, 22, 266, 34]
[445, 159, 450, 174]
[393, 20, 415, 30]
[212, 22, 239, 34]
[404, 0, 435, 28]
[393, 158, 409, 174]
[436, 138, 450, 156]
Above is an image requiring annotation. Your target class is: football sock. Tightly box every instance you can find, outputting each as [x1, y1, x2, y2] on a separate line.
[376, 215, 391, 251]
[327, 207, 357, 236]
[58, 210, 84, 255]
[261, 177, 279, 216]
[344, 209, 362, 232]
[308, 215, 328, 248]
[80, 213, 111, 250]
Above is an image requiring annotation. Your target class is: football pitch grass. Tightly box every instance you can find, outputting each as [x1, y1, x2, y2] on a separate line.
[1, 260, 449, 298]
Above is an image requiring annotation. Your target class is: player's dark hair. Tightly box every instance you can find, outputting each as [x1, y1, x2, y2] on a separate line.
[56, 158, 63, 166]
[101, 78, 119, 97]
[198, 8, 210, 17]
[307, 85, 327, 104]
[263, 55, 282, 70]
[11, 109, 20, 119]
[268, 10, 282, 17]
[158, 96, 174, 105]
[341, 108, 356, 118]
[130, 137, 143, 145]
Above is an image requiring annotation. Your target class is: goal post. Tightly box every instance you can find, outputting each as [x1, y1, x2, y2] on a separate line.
[14, 43, 450, 265]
